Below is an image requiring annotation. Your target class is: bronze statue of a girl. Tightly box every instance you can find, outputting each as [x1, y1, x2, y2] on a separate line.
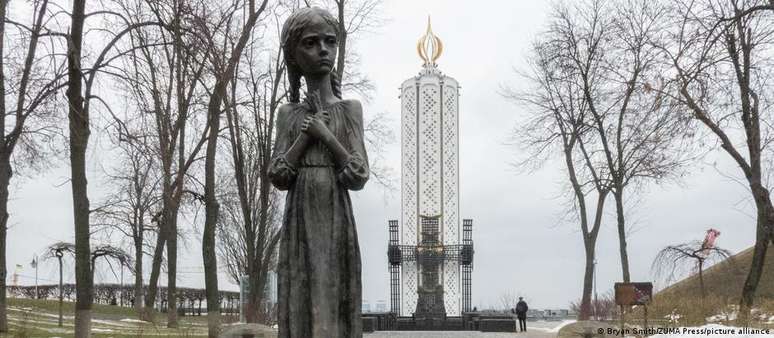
[269, 7, 369, 338]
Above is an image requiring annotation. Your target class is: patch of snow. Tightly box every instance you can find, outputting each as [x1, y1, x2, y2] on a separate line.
[528, 320, 577, 333]
[119, 318, 152, 324]
[665, 309, 682, 324]
[706, 314, 726, 323]
[9, 306, 34, 312]
[705, 306, 739, 323]
[91, 318, 135, 327]
[548, 320, 576, 333]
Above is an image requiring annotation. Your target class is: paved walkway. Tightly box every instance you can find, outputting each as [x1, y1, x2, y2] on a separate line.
[365, 331, 555, 338]
[365, 320, 566, 338]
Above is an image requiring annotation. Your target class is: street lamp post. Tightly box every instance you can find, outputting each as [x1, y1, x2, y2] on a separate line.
[31, 255, 38, 300]
[55, 250, 64, 327]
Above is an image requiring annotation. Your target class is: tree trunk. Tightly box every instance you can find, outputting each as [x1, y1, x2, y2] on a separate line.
[336, 2, 347, 80]
[580, 242, 596, 320]
[0, 159, 10, 333]
[134, 232, 144, 314]
[199, 3, 266, 333]
[252, 130, 276, 324]
[166, 216, 178, 328]
[146, 152, 173, 321]
[698, 260, 707, 324]
[203, 84, 224, 337]
[58, 256, 63, 327]
[203, 201, 220, 338]
[165, 175, 178, 324]
[67, 1, 92, 336]
[698, 261, 705, 299]
[248, 268, 268, 323]
[0, 0, 9, 330]
[143, 229, 165, 320]
[738, 197, 771, 324]
[614, 191, 631, 283]
[245, 248, 257, 323]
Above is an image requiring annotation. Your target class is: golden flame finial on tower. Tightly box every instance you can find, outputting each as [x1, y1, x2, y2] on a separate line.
[417, 16, 443, 66]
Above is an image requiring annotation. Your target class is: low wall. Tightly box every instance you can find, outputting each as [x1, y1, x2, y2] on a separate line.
[363, 312, 516, 332]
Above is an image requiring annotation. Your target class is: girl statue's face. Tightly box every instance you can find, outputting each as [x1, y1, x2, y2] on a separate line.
[293, 15, 338, 77]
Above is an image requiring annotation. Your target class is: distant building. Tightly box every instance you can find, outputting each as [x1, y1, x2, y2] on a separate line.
[362, 300, 371, 314]
[375, 300, 388, 313]
[543, 309, 570, 320]
[526, 309, 542, 319]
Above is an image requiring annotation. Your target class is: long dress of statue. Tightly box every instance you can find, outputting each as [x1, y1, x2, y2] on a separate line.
[269, 8, 368, 338]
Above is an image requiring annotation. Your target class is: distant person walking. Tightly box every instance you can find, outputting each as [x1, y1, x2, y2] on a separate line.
[515, 297, 528, 332]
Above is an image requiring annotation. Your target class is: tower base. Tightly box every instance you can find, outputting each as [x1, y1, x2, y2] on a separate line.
[361, 312, 517, 332]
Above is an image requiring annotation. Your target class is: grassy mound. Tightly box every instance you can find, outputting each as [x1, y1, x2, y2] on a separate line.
[645, 246, 774, 326]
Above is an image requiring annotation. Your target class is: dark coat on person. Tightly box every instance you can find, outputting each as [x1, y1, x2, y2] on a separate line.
[515, 300, 528, 319]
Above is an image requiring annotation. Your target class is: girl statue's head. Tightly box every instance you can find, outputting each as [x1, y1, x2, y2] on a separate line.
[281, 7, 342, 103]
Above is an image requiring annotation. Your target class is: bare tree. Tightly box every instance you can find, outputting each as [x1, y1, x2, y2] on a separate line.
[661, 0, 774, 322]
[652, 230, 733, 323]
[40, 240, 133, 335]
[63, 0, 163, 333]
[190, 0, 270, 334]
[570, 290, 618, 321]
[44, 242, 72, 327]
[652, 241, 733, 300]
[116, 0, 212, 324]
[92, 126, 160, 316]
[217, 20, 284, 323]
[329, 0, 381, 98]
[498, 291, 519, 312]
[65, 0, 92, 335]
[506, 2, 615, 319]
[551, 0, 693, 283]
[721, 0, 774, 19]
[0, 0, 66, 331]
[90, 244, 135, 280]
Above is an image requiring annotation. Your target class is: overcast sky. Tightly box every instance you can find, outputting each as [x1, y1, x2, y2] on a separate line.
[5, 0, 765, 312]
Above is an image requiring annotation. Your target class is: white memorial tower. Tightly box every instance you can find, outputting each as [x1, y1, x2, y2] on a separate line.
[387, 19, 473, 320]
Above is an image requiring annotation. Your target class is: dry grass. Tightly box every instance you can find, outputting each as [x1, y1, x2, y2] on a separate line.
[639, 245, 774, 327]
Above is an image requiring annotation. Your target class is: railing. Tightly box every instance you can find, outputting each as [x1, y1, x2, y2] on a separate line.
[388, 243, 474, 265]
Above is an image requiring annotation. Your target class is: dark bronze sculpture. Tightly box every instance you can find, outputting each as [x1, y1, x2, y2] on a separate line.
[269, 7, 369, 338]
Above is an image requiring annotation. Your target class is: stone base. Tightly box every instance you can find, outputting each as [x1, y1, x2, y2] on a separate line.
[363, 317, 377, 332]
[219, 323, 278, 338]
[366, 313, 518, 332]
[479, 319, 515, 332]
[557, 320, 610, 337]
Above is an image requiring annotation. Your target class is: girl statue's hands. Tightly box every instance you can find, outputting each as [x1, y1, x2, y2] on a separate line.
[301, 90, 332, 139]
[301, 114, 332, 140]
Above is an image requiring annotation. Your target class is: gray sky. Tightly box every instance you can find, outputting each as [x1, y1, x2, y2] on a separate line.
[5, 0, 765, 312]
[350, 0, 759, 310]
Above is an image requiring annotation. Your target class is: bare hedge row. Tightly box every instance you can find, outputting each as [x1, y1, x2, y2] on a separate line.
[8, 284, 241, 315]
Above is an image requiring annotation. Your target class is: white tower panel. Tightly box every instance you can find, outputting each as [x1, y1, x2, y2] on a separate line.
[399, 67, 462, 317]
[401, 85, 418, 247]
